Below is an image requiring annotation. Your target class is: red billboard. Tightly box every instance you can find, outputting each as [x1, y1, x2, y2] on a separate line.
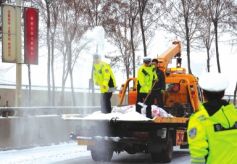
[24, 7, 39, 64]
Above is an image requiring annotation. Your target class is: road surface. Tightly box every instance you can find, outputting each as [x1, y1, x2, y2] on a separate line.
[59, 146, 190, 164]
[0, 142, 190, 164]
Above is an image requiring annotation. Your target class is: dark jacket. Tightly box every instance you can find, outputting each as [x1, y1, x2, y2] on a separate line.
[154, 68, 165, 91]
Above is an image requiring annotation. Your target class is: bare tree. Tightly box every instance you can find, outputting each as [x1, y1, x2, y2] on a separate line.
[129, 0, 139, 78]
[49, 1, 60, 105]
[197, 2, 215, 72]
[83, 0, 105, 27]
[228, 3, 237, 45]
[205, 0, 235, 73]
[32, 0, 61, 106]
[138, 0, 148, 57]
[160, 0, 202, 74]
[102, 0, 140, 79]
[137, 0, 162, 57]
[58, 0, 88, 105]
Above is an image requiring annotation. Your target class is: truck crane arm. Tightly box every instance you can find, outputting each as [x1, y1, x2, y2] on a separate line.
[158, 41, 182, 72]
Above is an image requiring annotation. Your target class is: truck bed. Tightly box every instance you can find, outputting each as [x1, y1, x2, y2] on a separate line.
[63, 114, 189, 163]
[64, 115, 188, 138]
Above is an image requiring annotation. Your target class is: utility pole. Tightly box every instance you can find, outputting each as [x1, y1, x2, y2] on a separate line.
[15, 0, 22, 107]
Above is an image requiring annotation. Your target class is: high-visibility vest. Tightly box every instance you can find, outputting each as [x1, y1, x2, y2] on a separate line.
[137, 64, 157, 93]
[187, 103, 237, 164]
[93, 61, 116, 93]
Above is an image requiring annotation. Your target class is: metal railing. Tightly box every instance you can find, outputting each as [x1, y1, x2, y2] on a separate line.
[0, 106, 101, 117]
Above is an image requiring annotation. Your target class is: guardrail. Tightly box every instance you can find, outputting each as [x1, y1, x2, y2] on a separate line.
[0, 93, 235, 118]
[0, 85, 120, 107]
[0, 106, 101, 117]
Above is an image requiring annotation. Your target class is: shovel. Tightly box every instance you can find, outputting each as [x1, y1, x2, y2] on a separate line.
[137, 80, 158, 110]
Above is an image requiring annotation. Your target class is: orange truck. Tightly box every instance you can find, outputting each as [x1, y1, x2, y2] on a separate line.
[69, 41, 202, 163]
[119, 41, 200, 115]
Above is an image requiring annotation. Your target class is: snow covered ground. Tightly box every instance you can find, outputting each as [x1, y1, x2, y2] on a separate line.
[0, 142, 90, 164]
[0, 142, 190, 164]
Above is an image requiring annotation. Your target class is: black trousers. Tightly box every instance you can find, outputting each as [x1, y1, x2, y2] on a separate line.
[151, 90, 164, 108]
[100, 92, 113, 113]
[136, 92, 152, 118]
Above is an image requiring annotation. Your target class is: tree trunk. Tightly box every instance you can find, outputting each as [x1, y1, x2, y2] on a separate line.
[138, 0, 147, 57]
[140, 16, 147, 57]
[51, 33, 55, 106]
[126, 62, 130, 80]
[69, 68, 76, 106]
[46, 2, 51, 106]
[60, 52, 67, 106]
[184, 17, 192, 74]
[129, 0, 138, 78]
[130, 17, 136, 78]
[214, 21, 221, 73]
[68, 45, 76, 106]
[206, 47, 210, 72]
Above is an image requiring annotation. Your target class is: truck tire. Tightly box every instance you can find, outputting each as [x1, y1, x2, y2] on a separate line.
[150, 134, 173, 163]
[90, 140, 113, 162]
[91, 148, 113, 162]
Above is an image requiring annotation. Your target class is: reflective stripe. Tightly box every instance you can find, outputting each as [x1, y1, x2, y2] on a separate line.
[214, 122, 237, 132]
[191, 157, 205, 164]
[192, 157, 205, 160]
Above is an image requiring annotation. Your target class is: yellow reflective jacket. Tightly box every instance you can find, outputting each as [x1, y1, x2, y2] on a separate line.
[187, 102, 237, 164]
[93, 61, 116, 93]
[137, 64, 157, 93]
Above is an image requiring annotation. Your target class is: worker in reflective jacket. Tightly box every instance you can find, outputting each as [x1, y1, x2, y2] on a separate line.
[136, 56, 158, 118]
[187, 72, 237, 164]
[93, 54, 116, 113]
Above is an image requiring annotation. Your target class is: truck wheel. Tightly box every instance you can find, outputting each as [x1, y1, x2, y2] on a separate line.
[90, 140, 113, 162]
[91, 148, 113, 162]
[150, 135, 173, 163]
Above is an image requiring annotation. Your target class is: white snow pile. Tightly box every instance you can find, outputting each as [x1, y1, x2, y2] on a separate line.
[84, 105, 150, 121]
[63, 105, 172, 121]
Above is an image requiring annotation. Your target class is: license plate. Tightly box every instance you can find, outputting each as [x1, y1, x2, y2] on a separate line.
[176, 130, 185, 145]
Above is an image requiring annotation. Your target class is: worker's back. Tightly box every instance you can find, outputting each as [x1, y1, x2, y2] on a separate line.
[188, 72, 237, 164]
[205, 103, 237, 163]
